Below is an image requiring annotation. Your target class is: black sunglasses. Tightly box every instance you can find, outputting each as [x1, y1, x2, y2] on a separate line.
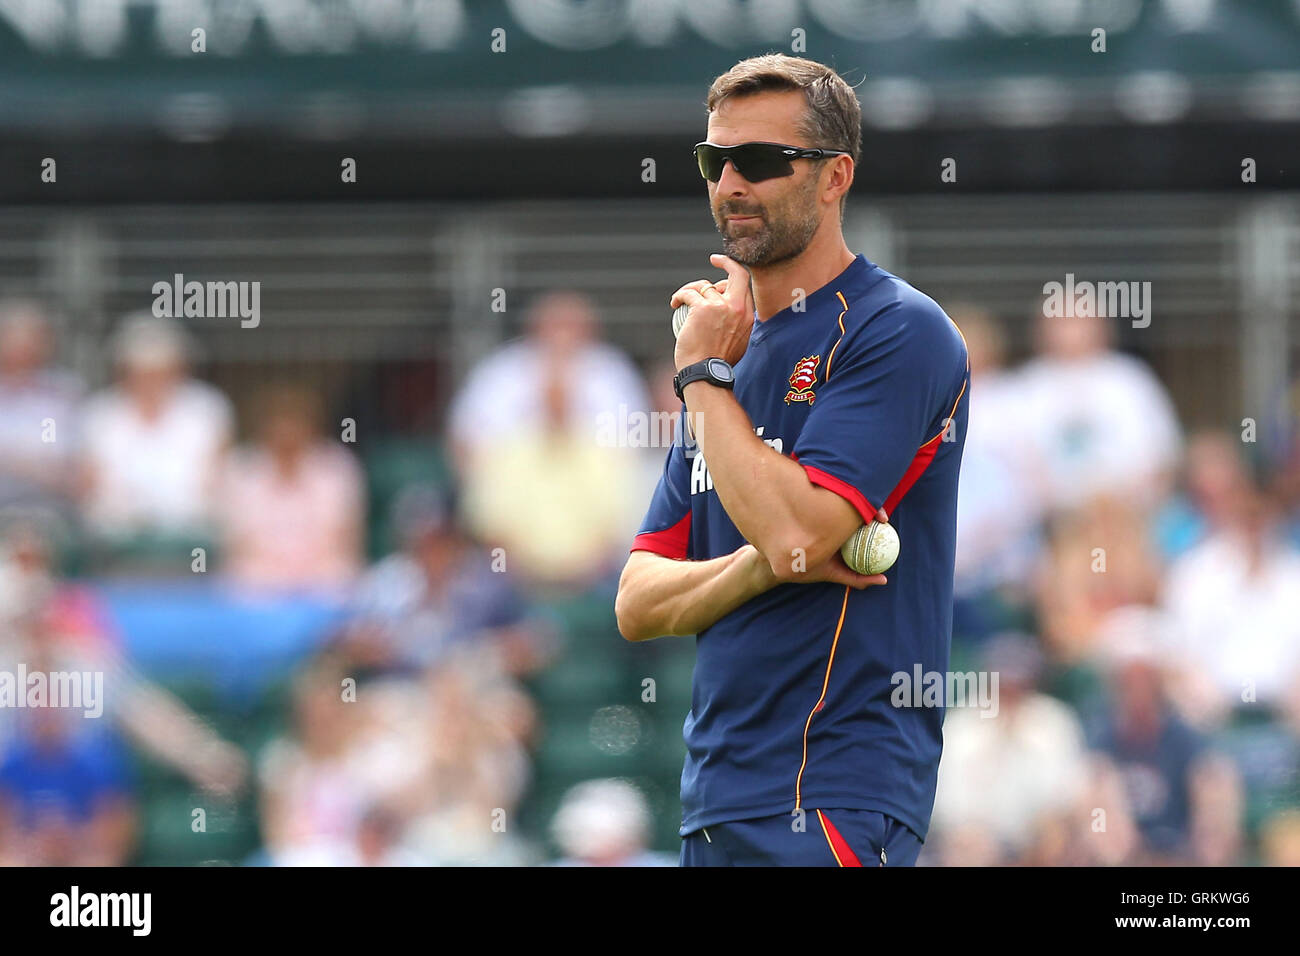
[693, 141, 850, 183]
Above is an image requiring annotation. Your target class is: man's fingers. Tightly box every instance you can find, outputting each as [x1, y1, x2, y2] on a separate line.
[846, 572, 888, 590]
[709, 253, 751, 308]
[675, 286, 709, 310]
[825, 554, 887, 589]
[671, 274, 739, 310]
[670, 279, 716, 309]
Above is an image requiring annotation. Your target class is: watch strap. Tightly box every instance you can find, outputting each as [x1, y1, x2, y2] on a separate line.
[674, 359, 734, 402]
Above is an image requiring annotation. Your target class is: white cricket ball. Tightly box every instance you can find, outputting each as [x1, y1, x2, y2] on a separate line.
[672, 304, 690, 339]
[840, 519, 899, 575]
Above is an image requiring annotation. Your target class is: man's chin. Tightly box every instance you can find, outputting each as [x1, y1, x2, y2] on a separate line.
[720, 237, 766, 266]
[725, 240, 806, 269]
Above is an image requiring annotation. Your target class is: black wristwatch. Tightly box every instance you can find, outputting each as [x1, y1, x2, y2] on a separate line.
[673, 357, 736, 402]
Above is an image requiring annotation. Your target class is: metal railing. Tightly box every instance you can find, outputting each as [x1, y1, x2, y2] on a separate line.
[0, 194, 1294, 430]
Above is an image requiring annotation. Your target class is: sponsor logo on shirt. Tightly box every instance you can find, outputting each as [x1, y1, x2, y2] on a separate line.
[690, 426, 783, 495]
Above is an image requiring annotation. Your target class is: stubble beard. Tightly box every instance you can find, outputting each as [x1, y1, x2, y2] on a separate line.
[714, 172, 823, 268]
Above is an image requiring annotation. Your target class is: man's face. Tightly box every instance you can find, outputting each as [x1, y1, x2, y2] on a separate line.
[704, 90, 829, 267]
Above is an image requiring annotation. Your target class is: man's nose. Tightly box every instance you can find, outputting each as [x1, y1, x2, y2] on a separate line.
[715, 158, 749, 195]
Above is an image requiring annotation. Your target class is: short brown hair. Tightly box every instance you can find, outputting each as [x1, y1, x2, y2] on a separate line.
[706, 54, 862, 170]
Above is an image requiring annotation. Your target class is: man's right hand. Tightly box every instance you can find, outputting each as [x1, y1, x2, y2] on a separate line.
[741, 541, 886, 591]
[741, 505, 891, 590]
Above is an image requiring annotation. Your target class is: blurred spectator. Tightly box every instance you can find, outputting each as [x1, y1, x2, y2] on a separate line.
[0, 517, 249, 796]
[1187, 752, 1247, 867]
[258, 649, 536, 866]
[1152, 429, 1255, 561]
[1160, 481, 1300, 726]
[1076, 754, 1145, 865]
[447, 291, 650, 464]
[1086, 606, 1219, 862]
[930, 634, 1091, 864]
[77, 313, 233, 548]
[0, 300, 84, 533]
[549, 779, 674, 866]
[1259, 808, 1300, 866]
[1016, 298, 1181, 513]
[342, 483, 552, 675]
[400, 653, 536, 865]
[450, 291, 650, 591]
[257, 653, 377, 863]
[1035, 494, 1162, 664]
[268, 803, 426, 867]
[0, 702, 136, 866]
[219, 384, 365, 593]
[948, 305, 1046, 640]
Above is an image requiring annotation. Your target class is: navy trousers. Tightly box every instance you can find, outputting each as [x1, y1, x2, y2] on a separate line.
[680, 808, 923, 867]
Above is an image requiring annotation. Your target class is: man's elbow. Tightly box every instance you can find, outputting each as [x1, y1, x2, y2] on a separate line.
[614, 593, 645, 642]
[760, 527, 839, 583]
[614, 570, 654, 642]
[616, 605, 663, 643]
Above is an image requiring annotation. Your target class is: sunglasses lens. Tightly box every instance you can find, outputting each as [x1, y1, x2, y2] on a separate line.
[735, 145, 795, 182]
[696, 144, 794, 183]
[695, 145, 719, 181]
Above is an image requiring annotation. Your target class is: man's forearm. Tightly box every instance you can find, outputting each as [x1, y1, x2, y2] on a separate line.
[683, 381, 841, 570]
[616, 545, 778, 641]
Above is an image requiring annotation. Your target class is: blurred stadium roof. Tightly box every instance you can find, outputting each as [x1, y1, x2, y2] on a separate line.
[0, 0, 1296, 200]
[3, 0, 1299, 132]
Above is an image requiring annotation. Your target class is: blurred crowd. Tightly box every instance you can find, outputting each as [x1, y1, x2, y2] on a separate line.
[0, 293, 664, 866]
[929, 301, 1300, 866]
[0, 287, 1297, 866]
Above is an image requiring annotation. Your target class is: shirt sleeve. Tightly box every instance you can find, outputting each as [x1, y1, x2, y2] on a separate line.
[629, 413, 693, 559]
[792, 296, 969, 522]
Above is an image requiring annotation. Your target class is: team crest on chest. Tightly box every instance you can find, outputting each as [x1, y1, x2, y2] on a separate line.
[784, 354, 821, 405]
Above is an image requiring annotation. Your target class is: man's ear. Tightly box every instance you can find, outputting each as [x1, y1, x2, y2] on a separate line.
[826, 155, 854, 205]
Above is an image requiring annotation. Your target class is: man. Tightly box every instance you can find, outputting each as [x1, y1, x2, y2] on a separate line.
[614, 54, 970, 867]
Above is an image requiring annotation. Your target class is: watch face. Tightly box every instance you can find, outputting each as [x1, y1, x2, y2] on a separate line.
[706, 358, 734, 383]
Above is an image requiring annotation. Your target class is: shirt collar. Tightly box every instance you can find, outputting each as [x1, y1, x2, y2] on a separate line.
[750, 254, 875, 344]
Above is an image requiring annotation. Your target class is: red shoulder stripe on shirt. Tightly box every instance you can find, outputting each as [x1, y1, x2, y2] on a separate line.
[629, 510, 691, 560]
[882, 375, 968, 514]
[801, 462, 879, 525]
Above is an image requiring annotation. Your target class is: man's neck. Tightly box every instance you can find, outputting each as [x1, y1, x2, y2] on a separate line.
[750, 231, 857, 322]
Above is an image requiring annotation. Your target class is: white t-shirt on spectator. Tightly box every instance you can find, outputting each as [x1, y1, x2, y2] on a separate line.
[447, 340, 650, 455]
[1161, 531, 1300, 708]
[1015, 352, 1181, 511]
[931, 692, 1090, 852]
[79, 380, 233, 535]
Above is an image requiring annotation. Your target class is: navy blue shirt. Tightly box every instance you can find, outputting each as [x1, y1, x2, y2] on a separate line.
[632, 254, 969, 839]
